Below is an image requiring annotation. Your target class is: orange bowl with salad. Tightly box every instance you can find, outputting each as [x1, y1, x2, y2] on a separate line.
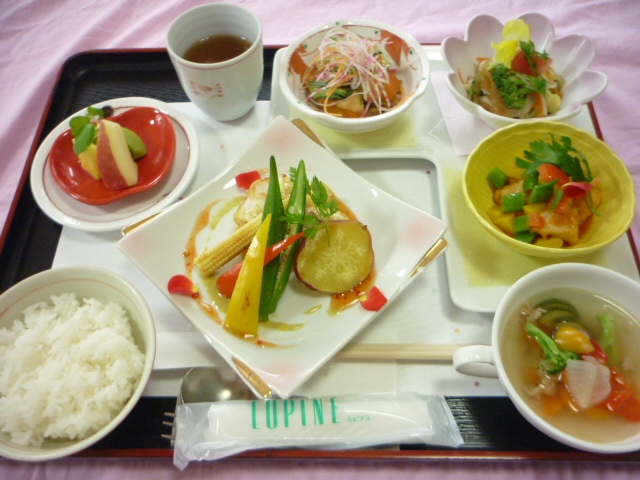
[462, 121, 635, 258]
[279, 19, 430, 133]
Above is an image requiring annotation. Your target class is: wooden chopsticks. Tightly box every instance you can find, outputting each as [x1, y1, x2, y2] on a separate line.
[336, 343, 462, 362]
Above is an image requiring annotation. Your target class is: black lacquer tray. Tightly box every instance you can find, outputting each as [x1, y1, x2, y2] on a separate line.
[1, 48, 638, 462]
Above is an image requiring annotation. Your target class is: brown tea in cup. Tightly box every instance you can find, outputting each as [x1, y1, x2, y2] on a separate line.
[183, 34, 252, 64]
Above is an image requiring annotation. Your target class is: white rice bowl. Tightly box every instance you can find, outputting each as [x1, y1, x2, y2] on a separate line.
[0, 267, 155, 461]
[0, 293, 144, 446]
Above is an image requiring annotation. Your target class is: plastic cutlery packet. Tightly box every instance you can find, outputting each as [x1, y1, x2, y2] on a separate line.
[173, 392, 463, 468]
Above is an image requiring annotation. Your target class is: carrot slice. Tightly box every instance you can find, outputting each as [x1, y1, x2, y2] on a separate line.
[541, 393, 564, 416]
[533, 91, 546, 117]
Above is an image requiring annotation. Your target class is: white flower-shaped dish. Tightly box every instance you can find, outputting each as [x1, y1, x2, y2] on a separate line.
[441, 13, 608, 130]
[280, 19, 430, 133]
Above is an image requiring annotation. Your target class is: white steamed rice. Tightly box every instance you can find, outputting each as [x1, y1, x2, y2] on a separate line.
[0, 292, 145, 447]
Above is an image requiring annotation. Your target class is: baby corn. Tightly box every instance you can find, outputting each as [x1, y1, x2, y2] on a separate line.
[195, 216, 261, 277]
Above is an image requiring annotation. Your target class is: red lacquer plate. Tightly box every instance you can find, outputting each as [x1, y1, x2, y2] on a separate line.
[48, 106, 177, 205]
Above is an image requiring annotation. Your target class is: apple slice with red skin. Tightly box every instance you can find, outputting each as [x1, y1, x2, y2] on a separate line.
[96, 119, 139, 189]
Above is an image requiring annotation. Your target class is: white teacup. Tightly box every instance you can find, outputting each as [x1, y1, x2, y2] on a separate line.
[167, 3, 263, 121]
[454, 263, 640, 453]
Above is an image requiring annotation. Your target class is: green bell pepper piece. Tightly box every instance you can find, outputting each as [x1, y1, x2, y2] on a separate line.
[502, 192, 526, 213]
[488, 167, 508, 189]
[514, 215, 530, 234]
[549, 189, 565, 211]
[515, 232, 537, 243]
[529, 179, 558, 204]
[523, 172, 538, 191]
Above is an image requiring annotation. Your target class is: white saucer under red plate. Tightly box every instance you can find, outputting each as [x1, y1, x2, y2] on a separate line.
[30, 97, 199, 232]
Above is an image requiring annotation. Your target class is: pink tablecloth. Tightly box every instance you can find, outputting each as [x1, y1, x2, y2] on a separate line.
[2, 0, 640, 478]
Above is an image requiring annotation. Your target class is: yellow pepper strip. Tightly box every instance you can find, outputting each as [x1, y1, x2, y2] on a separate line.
[492, 39, 519, 68]
[503, 19, 530, 42]
[492, 19, 531, 68]
[224, 214, 272, 338]
[554, 325, 595, 355]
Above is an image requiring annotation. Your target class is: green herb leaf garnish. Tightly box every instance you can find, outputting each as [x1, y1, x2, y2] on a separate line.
[72, 124, 97, 155]
[69, 107, 107, 155]
[516, 134, 593, 183]
[282, 173, 340, 240]
[515, 134, 600, 215]
[309, 176, 339, 220]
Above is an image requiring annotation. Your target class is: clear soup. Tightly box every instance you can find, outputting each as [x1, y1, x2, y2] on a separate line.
[502, 287, 640, 444]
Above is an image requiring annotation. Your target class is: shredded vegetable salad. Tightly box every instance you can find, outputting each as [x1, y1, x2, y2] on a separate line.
[462, 19, 565, 119]
[302, 27, 405, 118]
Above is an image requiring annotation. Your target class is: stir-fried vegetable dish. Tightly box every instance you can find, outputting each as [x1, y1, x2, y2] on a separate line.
[301, 27, 405, 118]
[462, 19, 564, 119]
[520, 296, 640, 423]
[487, 134, 602, 248]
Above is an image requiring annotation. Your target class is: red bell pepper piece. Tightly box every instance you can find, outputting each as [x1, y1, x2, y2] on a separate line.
[537, 163, 570, 186]
[583, 338, 609, 364]
[562, 181, 592, 199]
[359, 286, 388, 312]
[601, 367, 640, 422]
[235, 170, 262, 190]
[168, 274, 199, 297]
[263, 231, 306, 265]
[217, 232, 307, 298]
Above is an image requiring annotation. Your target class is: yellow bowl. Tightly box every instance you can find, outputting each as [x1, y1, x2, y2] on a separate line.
[462, 121, 636, 257]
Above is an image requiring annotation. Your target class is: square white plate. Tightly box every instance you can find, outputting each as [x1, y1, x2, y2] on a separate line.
[119, 116, 446, 398]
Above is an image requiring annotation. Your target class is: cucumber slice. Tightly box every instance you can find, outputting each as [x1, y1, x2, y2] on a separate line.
[537, 309, 577, 327]
[534, 298, 579, 327]
[535, 298, 579, 316]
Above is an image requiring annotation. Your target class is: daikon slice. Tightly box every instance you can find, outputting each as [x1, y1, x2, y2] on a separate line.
[583, 356, 613, 406]
[564, 358, 611, 410]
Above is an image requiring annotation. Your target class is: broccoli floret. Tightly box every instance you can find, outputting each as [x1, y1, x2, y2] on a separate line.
[525, 322, 581, 375]
[491, 64, 546, 110]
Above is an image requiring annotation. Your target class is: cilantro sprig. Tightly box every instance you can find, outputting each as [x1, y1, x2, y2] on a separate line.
[282, 168, 339, 240]
[309, 176, 339, 220]
[516, 134, 593, 183]
[516, 134, 599, 215]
